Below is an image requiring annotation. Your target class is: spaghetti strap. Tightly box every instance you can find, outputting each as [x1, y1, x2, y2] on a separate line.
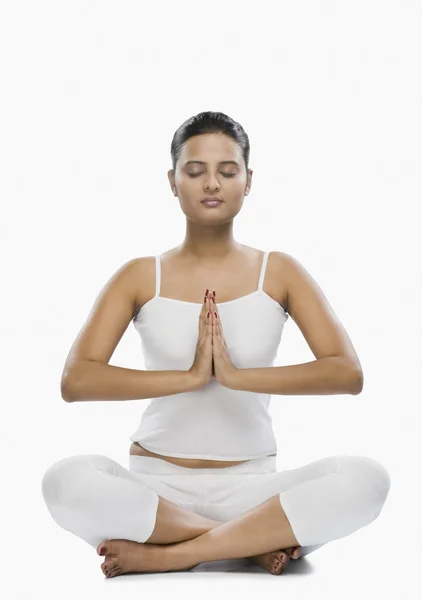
[155, 255, 161, 298]
[258, 251, 270, 291]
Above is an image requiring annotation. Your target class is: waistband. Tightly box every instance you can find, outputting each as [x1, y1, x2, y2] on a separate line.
[129, 454, 277, 476]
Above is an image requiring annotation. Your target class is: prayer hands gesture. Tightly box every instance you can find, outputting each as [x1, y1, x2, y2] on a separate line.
[189, 289, 239, 389]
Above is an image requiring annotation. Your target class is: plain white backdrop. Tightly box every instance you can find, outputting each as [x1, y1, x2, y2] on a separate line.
[1, 1, 421, 598]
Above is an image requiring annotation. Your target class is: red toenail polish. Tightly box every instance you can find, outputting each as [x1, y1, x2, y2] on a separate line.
[100, 547, 105, 555]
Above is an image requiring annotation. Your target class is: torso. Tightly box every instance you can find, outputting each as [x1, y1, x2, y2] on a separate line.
[129, 243, 289, 469]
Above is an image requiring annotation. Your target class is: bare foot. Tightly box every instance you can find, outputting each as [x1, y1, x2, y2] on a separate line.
[97, 539, 199, 578]
[97, 539, 302, 578]
[249, 545, 302, 575]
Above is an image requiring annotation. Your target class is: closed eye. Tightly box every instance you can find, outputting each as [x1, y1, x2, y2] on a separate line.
[188, 173, 236, 178]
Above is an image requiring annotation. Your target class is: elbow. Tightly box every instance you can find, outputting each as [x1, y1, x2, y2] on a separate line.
[350, 369, 364, 395]
[61, 376, 78, 402]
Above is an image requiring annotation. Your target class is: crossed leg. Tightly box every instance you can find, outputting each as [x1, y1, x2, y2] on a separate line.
[98, 454, 391, 577]
[143, 494, 301, 570]
[42, 454, 299, 576]
[43, 453, 389, 577]
[99, 494, 301, 577]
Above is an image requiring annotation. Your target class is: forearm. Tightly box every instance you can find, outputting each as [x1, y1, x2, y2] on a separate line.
[62, 361, 197, 402]
[231, 356, 363, 396]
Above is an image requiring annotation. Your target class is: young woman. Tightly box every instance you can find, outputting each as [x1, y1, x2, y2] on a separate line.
[41, 111, 391, 578]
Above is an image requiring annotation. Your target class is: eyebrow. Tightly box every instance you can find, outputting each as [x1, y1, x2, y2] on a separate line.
[184, 160, 240, 167]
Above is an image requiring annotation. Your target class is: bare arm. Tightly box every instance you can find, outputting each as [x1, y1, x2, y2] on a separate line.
[61, 257, 200, 402]
[63, 361, 199, 402]
[232, 252, 363, 397]
[230, 357, 361, 396]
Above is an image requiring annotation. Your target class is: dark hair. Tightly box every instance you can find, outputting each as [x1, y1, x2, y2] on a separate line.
[170, 111, 250, 172]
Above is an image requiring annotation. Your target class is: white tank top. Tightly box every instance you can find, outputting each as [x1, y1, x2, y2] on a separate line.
[129, 250, 289, 460]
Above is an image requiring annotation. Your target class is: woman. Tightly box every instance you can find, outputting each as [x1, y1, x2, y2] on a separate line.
[41, 111, 391, 578]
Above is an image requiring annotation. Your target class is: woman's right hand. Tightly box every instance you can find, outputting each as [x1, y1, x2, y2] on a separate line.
[188, 289, 214, 389]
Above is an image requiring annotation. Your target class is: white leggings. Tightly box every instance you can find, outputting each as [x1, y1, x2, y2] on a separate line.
[41, 453, 391, 558]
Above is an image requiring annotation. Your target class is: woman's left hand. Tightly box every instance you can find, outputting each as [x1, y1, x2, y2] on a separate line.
[209, 291, 239, 388]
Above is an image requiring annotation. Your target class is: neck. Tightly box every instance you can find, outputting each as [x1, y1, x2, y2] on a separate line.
[176, 225, 242, 263]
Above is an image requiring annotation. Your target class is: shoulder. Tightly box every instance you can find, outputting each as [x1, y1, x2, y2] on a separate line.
[116, 256, 149, 284]
[253, 249, 290, 312]
[244, 247, 291, 307]
[125, 255, 155, 275]
[270, 251, 330, 317]
[125, 256, 157, 314]
[268, 251, 301, 313]
[270, 250, 302, 277]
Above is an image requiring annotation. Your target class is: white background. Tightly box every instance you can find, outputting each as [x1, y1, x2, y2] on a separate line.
[1, 1, 420, 598]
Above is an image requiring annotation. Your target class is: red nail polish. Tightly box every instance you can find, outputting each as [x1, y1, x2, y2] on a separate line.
[214, 312, 217, 318]
[205, 288, 209, 296]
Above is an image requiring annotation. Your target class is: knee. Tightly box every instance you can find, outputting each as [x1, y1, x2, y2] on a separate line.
[337, 455, 391, 514]
[41, 454, 113, 507]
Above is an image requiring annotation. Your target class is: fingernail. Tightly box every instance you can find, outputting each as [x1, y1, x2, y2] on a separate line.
[205, 288, 209, 296]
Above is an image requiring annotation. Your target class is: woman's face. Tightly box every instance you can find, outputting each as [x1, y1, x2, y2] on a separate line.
[169, 133, 252, 223]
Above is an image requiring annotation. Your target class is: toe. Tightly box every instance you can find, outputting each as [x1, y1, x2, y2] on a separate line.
[275, 550, 292, 573]
[104, 556, 117, 569]
[104, 562, 120, 578]
[109, 566, 121, 578]
[279, 550, 289, 562]
[275, 550, 287, 563]
[98, 541, 108, 556]
[273, 559, 284, 575]
[98, 540, 117, 556]
[105, 566, 115, 578]
[99, 540, 122, 556]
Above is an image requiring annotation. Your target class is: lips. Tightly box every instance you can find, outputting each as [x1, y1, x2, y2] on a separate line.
[202, 197, 222, 203]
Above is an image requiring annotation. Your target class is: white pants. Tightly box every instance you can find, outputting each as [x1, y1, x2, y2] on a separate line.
[41, 453, 391, 558]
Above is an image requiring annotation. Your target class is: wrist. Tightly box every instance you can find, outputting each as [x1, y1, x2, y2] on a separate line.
[187, 369, 202, 391]
[228, 367, 242, 390]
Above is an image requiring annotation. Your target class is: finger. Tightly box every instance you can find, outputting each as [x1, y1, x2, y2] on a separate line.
[214, 315, 220, 346]
[210, 297, 217, 344]
[200, 290, 207, 333]
[211, 291, 220, 329]
[210, 297, 214, 337]
[203, 291, 211, 338]
[213, 308, 219, 337]
[213, 302, 218, 335]
[212, 290, 217, 309]
[204, 288, 210, 312]
[216, 314, 224, 342]
[207, 293, 212, 333]
[201, 289, 207, 320]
